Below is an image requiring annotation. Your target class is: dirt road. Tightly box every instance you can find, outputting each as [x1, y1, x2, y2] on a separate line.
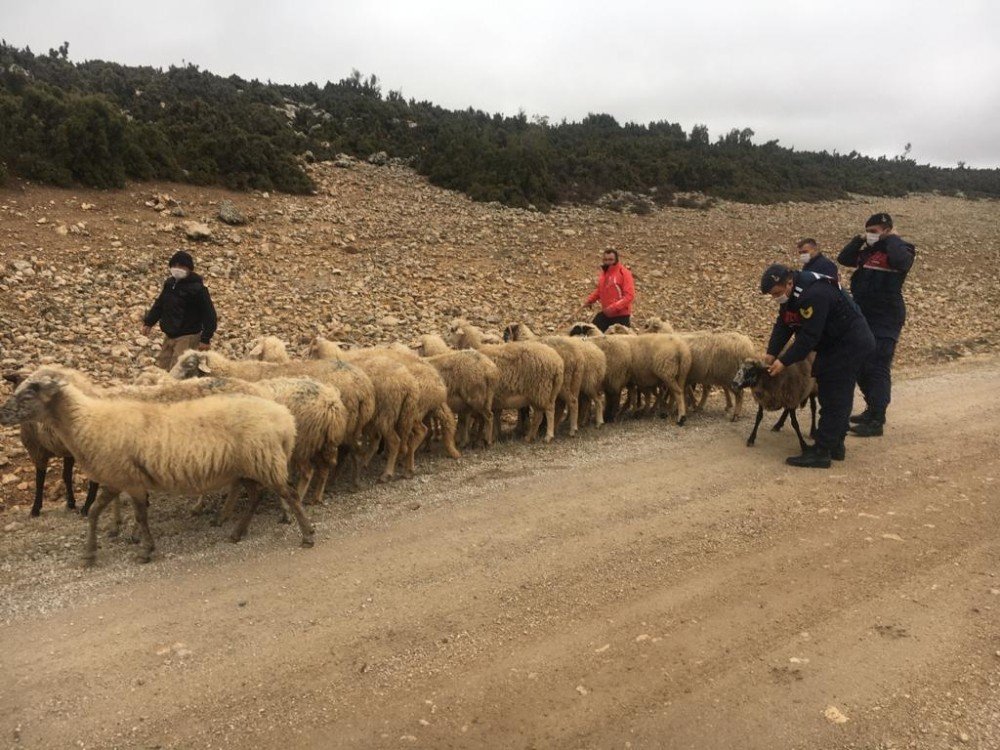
[2, 360, 999, 749]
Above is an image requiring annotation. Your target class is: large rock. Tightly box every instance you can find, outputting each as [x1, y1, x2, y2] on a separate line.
[183, 221, 213, 241]
[367, 151, 389, 166]
[217, 201, 247, 226]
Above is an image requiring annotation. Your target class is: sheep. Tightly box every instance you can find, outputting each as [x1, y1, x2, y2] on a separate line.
[3, 371, 97, 517]
[170, 350, 376, 484]
[731, 356, 818, 451]
[642, 318, 757, 421]
[503, 322, 607, 433]
[411, 336, 501, 448]
[309, 336, 459, 476]
[0, 370, 313, 565]
[567, 322, 635, 422]
[605, 328, 691, 425]
[446, 319, 563, 443]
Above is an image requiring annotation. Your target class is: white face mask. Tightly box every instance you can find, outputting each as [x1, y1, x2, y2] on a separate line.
[774, 294, 789, 305]
[798, 252, 811, 264]
[169, 267, 189, 280]
[865, 232, 881, 246]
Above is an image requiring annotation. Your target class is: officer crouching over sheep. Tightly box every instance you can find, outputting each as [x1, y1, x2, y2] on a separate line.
[759, 263, 875, 468]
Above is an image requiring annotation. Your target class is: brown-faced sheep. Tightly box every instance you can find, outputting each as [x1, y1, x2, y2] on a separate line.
[0, 371, 312, 566]
[446, 319, 563, 443]
[731, 356, 818, 450]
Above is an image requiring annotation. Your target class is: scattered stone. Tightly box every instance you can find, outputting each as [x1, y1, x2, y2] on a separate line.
[4, 521, 22, 532]
[217, 201, 247, 226]
[823, 706, 849, 724]
[367, 151, 389, 166]
[183, 221, 213, 241]
[575, 685, 589, 696]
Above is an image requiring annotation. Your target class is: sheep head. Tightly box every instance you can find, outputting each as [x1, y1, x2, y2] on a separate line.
[606, 324, 637, 336]
[642, 317, 674, 334]
[568, 322, 600, 337]
[731, 359, 767, 391]
[308, 336, 347, 360]
[247, 336, 290, 363]
[0, 372, 64, 425]
[171, 351, 213, 379]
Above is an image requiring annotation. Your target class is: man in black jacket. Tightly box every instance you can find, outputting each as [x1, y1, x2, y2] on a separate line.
[796, 238, 839, 282]
[142, 250, 218, 370]
[760, 264, 875, 468]
[837, 213, 916, 437]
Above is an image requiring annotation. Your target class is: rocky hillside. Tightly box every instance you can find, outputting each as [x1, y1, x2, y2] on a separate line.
[1, 162, 998, 502]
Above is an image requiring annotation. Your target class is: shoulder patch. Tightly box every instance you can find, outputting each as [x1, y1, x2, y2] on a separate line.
[800, 305, 814, 319]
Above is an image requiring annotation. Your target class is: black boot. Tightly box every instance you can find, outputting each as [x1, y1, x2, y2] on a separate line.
[831, 442, 846, 461]
[850, 420, 883, 437]
[785, 445, 832, 469]
[849, 409, 872, 424]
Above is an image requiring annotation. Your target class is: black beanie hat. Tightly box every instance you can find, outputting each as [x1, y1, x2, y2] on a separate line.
[168, 250, 195, 270]
[865, 212, 893, 229]
[760, 263, 791, 294]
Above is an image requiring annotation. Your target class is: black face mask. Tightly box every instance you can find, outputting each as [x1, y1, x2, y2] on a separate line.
[601, 262, 613, 271]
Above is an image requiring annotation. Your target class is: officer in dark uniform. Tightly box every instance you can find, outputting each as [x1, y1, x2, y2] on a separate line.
[837, 213, 916, 437]
[760, 263, 876, 468]
[797, 238, 839, 281]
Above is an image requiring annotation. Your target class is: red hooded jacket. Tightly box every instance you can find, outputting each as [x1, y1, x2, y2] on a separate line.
[586, 262, 635, 317]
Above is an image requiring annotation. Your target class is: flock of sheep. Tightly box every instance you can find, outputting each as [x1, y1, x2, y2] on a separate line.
[0, 317, 818, 566]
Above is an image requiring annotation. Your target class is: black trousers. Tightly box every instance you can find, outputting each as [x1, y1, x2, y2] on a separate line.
[813, 329, 875, 450]
[593, 312, 630, 332]
[856, 336, 897, 419]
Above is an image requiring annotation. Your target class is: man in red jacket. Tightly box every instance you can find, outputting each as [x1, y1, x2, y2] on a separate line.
[578, 249, 635, 331]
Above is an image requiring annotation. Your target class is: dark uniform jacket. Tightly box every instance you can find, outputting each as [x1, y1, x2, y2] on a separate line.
[837, 234, 916, 339]
[767, 272, 872, 373]
[803, 252, 839, 282]
[143, 273, 218, 343]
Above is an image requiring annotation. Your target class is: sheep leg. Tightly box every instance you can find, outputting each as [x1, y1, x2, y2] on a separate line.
[478, 407, 495, 448]
[82, 487, 118, 566]
[378, 428, 403, 482]
[433, 405, 461, 459]
[62, 456, 77, 510]
[788, 409, 808, 452]
[592, 393, 605, 428]
[107, 494, 124, 538]
[403, 421, 427, 477]
[279, 483, 314, 548]
[81, 481, 99, 517]
[306, 460, 334, 506]
[565, 395, 579, 436]
[729, 388, 743, 422]
[543, 400, 557, 443]
[31, 461, 47, 517]
[723, 386, 734, 411]
[771, 410, 789, 432]
[230, 482, 262, 543]
[213, 481, 244, 527]
[667, 380, 687, 426]
[696, 384, 710, 412]
[130, 492, 155, 563]
[747, 405, 765, 446]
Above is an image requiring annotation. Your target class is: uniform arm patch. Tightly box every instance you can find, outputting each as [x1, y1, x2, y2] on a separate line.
[800, 305, 814, 319]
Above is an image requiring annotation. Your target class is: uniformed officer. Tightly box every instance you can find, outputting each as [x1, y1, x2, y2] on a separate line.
[796, 238, 839, 282]
[837, 212, 916, 437]
[760, 263, 876, 468]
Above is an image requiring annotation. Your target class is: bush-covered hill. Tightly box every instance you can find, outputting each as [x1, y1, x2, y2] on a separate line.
[2, 41, 998, 208]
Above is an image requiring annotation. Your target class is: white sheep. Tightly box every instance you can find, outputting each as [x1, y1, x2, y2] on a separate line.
[171, 350, 377, 485]
[446, 319, 563, 443]
[412, 334, 501, 448]
[566, 322, 635, 422]
[0, 370, 313, 565]
[606, 328, 691, 424]
[503, 322, 607, 433]
[309, 337, 460, 476]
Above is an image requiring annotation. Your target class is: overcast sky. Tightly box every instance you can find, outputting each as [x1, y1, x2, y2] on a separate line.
[6, 0, 999, 167]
